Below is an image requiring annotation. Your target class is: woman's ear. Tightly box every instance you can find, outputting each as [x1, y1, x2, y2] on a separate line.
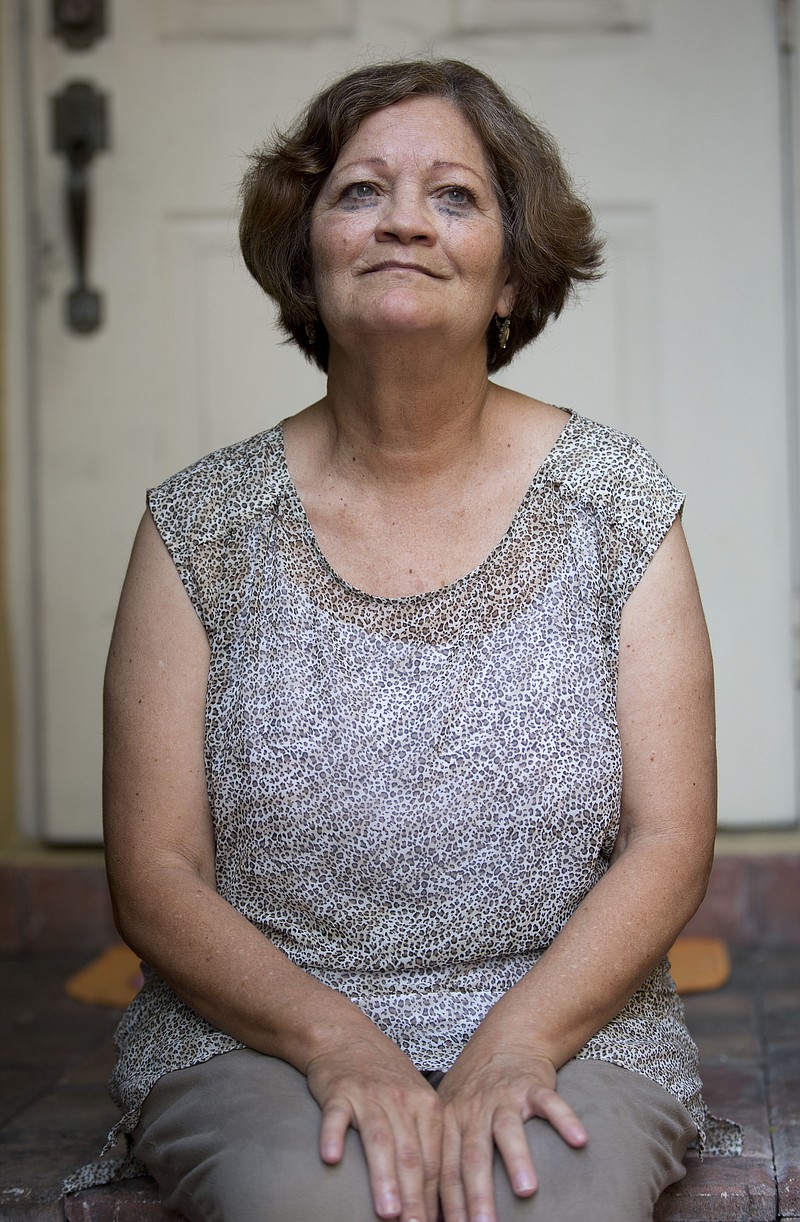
[495, 267, 518, 320]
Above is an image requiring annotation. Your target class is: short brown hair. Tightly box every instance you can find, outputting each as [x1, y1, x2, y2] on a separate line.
[239, 59, 603, 373]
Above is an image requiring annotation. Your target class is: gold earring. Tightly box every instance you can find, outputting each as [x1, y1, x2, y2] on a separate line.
[496, 315, 511, 350]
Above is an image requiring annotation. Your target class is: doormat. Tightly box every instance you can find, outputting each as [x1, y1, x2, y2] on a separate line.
[667, 936, 731, 994]
[66, 943, 143, 1009]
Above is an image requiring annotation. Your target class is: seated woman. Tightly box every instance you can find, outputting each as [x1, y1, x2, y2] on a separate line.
[71, 57, 740, 1222]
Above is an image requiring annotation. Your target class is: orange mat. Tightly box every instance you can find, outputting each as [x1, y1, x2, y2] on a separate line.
[66, 943, 144, 1009]
[667, 936, 731, 994]
[65, 936, 731, 1009]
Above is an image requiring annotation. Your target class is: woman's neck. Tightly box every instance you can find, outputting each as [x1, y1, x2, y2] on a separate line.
[318, 338, 500, 491]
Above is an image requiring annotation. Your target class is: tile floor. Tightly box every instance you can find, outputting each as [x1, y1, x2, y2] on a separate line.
[0, 943, 798, 1221]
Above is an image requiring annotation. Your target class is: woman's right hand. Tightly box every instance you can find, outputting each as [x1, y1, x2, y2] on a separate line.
[306, 1037, 443, 1222]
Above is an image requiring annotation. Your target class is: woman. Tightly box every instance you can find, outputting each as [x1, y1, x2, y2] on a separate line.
[81, 58, 739, 1222]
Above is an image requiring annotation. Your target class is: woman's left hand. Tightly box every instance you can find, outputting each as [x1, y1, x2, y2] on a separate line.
[436, 1040, 587, 1222]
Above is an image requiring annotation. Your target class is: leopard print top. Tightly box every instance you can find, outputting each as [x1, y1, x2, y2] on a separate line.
[90, 408, 743, 1176]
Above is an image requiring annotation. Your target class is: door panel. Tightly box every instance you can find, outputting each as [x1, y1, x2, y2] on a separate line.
[12, 0, 795, 837]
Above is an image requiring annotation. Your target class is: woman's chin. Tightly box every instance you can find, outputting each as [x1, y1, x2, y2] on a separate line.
[328, 312, 485, 354]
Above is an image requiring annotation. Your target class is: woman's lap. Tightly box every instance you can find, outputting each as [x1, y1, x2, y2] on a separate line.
[132, 1049, 695, 1222]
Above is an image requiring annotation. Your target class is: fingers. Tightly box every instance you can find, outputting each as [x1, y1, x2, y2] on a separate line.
[319, 1098, 351, 1165]
[439, 1112, 469, 1222]
[320, 1088, 441, 1221]
[492, 1107, 538, 1197]
[439, 1071, 589, 1222]
[457, 1131, 499, 1222]
[359, 1110, 426, 1220]
[307, 1040, 442, 1220]
[442, 1107, 535, 1222]
[531, 1086, 588, 1148]
[419, 1113, 444, 1222]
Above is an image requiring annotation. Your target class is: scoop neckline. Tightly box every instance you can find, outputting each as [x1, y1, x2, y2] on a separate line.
[277, 405, 578, 606]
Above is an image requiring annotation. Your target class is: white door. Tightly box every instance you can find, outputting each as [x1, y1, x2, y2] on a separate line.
[5, 0, 796, 839]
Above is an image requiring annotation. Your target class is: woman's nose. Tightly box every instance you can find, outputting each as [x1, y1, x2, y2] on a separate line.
[375, 187, 435, 244]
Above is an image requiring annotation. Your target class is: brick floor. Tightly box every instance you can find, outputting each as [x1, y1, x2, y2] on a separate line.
[1, 851, 798, 1221]
[0, 945, 798, 1221]
[656, 948, 800, 1222]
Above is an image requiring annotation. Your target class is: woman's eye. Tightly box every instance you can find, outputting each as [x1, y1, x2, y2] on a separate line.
[442, 187, 472, 206]
[344, 182, 376, 200]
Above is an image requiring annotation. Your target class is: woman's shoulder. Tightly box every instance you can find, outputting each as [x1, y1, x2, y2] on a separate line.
[552, 409, 659, 481]
[502, 392, 668, 496]
[147, 423, 287, 545]
[546, 409, 684, 526]
[547, 410, 686, 611]
[151, 423, 284, 502]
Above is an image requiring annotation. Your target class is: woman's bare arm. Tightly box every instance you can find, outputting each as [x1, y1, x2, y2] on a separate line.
[105, 510, 357, 1063]
[438, 517, 716, 1221]
[105, 510, 442, 1222]
[475, 515, 716, 1058]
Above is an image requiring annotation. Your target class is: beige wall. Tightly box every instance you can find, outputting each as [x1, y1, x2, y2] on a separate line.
[3, 0, 796, 845]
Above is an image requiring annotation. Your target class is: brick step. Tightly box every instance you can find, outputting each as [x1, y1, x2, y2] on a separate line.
[3, 1151, 780, 1222]
[64, 1179, 181, 1221]
[2, 864, 798, 1222]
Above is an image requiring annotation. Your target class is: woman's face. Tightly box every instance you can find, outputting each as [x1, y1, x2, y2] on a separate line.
[310, 95, 515, 357]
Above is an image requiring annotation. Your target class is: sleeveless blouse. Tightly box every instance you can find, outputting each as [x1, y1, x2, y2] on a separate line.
[95, 409, 741, 1165]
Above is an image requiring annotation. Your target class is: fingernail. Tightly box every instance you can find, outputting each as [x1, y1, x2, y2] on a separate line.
[516, 1174, 535, 1193]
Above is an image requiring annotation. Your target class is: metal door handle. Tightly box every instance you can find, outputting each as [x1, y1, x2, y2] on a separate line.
[51, 80, 109, 333]
[52, 0, 107, 51]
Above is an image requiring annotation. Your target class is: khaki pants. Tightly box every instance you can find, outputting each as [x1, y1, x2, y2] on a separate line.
[132, 1049, 696, 1222]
